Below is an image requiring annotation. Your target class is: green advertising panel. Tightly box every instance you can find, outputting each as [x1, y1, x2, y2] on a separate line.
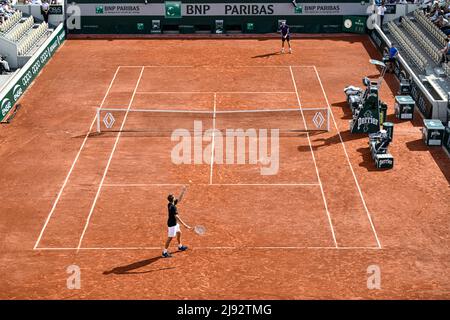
[342, 15, 366, 34]
[66, 2, 369, 34]
[165, 1, 182, 18]
[0, 25, 65, 121]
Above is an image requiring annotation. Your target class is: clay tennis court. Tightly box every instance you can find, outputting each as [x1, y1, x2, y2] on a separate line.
[0, 35, 449, 299]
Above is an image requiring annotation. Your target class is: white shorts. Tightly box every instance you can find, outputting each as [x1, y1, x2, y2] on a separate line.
[168, 224, 180, 237]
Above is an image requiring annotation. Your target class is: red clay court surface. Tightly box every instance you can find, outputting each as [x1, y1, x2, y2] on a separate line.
[0, 36, 449, 299]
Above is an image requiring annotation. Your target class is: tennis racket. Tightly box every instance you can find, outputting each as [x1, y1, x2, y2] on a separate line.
[193, 225, 206, 235]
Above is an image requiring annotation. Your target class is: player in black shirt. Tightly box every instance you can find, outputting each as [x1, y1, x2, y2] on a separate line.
[162, 186, 192, 258]
[280, 21, 292, 54]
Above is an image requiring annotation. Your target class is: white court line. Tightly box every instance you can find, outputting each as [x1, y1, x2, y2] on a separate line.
[119, 65, 195, 68]
[289, 66, 338, 248]
[102, 183, 321, 187]
[33, 66, 122, 250]
[135, 91, 297, 94]
[209, 93, 217, 185]
[76, 66, 146, 252]
[35, 246, 382, 251]
[119, 65, 316, 68]
[99, 107, 326, 113]
[311, 66, 382, 249]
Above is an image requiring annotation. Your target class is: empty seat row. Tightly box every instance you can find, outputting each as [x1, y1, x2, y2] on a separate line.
[414, 10, 447, 47]
[428, 76, 447, 98]
[0, 11, 23, 33]
[388, 22, 426, 71]
[442, 62, 450, 77]
[6, 16, 34, 43]
[17, 22, 48, 56]
[392, 22, 427, 67]
[402, 18, 441, 64]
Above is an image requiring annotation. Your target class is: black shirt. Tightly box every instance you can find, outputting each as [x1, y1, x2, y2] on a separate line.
[281, 25, 289, 36]
[167, 203, 178, 227]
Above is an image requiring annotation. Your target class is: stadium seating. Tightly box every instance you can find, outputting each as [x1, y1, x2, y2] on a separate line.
[401, 17, 441, 64]
[442, 61, 450, 77]
[413, 10, 447, 47]
[387, 21, 427, 72]
[17, 22, 48, 56]
[5, 16, 34, 43]
[0, 10, 22, 33]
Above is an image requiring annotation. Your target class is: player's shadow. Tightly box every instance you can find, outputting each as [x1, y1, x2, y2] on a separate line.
[356, 147, 380, 172]
[251, 51, 281, 59]
[296, 130, 367, 152]
[103, 253, 180, 275]
[332, 101, 353, 120]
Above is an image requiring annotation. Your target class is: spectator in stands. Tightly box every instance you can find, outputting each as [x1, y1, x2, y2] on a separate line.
[1, 1, 15, 18]
[440, 38, 450, 64]
[436, 15, 450, 34]
[0, 56, 10, 74]
[41, 0, 49, 23]
[421, 0, 433, 14]
[428, 2, 442, 21]
[25, 0, 42, 5]
[378, 1, 387, 26]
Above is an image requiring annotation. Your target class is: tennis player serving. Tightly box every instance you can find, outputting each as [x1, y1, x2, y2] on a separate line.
[162, 186, 192, 258]
[280, 21, 292, 54]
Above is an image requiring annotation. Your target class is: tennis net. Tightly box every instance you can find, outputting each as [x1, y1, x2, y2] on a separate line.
[96, 107, 330, 136]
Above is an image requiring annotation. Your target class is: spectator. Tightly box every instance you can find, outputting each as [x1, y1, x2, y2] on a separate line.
[386, 42, 399, 73]
[440, 38, 450, 64]
[428, 2, 441, 21]
[378, 1, 387, 26]
[1, 1, 15, 18]
[421, 0, 433, 13]
[436, 15, 450, 34]
[41, 0, 49, 23]
[0, 56, 10, 74]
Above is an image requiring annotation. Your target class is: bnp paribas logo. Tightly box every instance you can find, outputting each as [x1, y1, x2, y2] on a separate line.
[292, 1, 303, 14]
[165, 1, 182, 18]
[95, 6, 104, 14]
[1, 98, 12, 117]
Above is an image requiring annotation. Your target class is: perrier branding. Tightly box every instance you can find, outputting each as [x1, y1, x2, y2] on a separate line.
[351, 109, 380, 134]
[358, 110, 379, 132]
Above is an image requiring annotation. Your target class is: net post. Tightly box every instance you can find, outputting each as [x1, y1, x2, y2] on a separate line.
[96, 108, 101, 133]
